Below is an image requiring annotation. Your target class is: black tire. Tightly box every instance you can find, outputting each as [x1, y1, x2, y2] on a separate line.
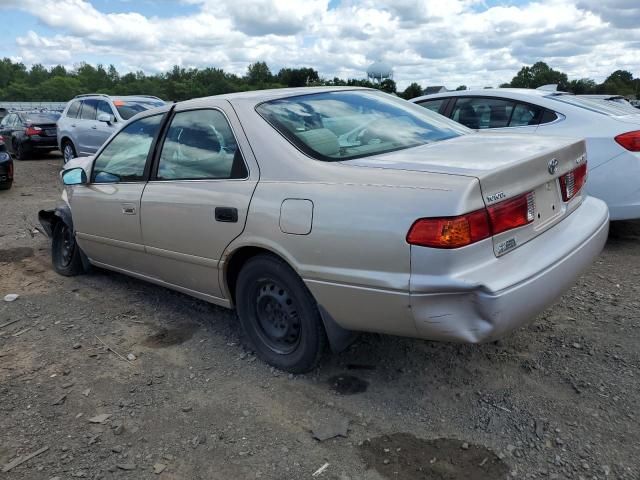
[236, 254, 327, 373]
[52, 221, 85, 276]
[14, 142, 27, 161]
[62, 140, 76, 164]
[0, 182, 11, 190]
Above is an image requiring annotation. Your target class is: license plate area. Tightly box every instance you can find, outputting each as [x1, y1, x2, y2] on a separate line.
[45, 129, 56, 136]
[532, 181, 565, 230]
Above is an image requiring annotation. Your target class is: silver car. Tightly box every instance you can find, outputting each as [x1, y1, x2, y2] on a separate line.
[40, 87, 609, 372]
[57, 94, 165, 163]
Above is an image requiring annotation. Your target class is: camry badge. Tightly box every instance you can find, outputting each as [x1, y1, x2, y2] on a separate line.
[548, 158, 559, 175]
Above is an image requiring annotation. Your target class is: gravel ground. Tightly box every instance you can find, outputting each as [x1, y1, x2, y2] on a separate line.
[1, 154, 639, 480]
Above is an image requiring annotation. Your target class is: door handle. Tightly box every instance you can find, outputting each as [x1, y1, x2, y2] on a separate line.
[215, 207, 238, 223]
[122, 204, 136, 215]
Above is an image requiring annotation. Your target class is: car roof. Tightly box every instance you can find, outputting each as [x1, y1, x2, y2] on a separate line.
[178, 86, 372, 108]
[411, 88, 564, 103]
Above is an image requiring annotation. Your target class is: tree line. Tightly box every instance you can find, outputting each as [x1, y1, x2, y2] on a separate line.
[0, 58, 637, 103]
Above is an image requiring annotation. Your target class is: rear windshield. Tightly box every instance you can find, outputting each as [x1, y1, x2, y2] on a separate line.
[23, 112, 60, 123]
[550, 95, 640, 117]
[114, 99, 165, 120]
[256, 90, 468, 161]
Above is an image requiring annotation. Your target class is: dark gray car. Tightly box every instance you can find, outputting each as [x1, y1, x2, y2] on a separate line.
[57, 94, 165, 163]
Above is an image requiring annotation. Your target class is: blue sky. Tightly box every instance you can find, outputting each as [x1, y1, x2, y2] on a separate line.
[1, 0, 638, 89]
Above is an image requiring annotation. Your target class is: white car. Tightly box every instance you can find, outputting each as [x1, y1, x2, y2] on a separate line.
[412, 89, 640, 220]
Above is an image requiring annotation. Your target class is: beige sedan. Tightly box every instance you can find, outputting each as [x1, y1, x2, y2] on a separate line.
[40, 87, 609, 372]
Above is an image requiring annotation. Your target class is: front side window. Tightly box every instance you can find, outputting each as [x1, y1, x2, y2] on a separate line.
[452, 97, 517, 129]
[92, 114, 163, 183]
[96, 101, 114, 118]
[157, 109, 246, 180]
[416, 98, 447, 114]
[80, 99, 98, 120]
[256, 90, 467, 161]
[67, 101, 81, 118]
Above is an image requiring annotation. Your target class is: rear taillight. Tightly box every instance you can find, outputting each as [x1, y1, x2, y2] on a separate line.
[8, 162, 13, 179]
[407, 191, 535, 249]
[25, 125, 42, 136]
[615, 131, 640, 152]
[559, 163, 587, 202]
[487, 191, 535, 235]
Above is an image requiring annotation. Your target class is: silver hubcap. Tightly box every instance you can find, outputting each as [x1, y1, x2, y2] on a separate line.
[64, 145, 74, 162]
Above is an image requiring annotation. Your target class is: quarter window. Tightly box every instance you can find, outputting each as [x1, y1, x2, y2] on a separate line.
[540, 109, 559, 125]
[92, 114, 163, 183]
[157, 109, 247, 180]
[509, 103, 544, 127]
[67, 101, 81, 118]
[80, 99, 98, 120]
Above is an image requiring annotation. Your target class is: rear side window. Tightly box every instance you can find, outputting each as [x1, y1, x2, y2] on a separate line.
[92, 114, 163, 183]
[80, 99, 98, 120]
[416, 98, 447, 114]
[452, 97, 515, 129]
[66, 101, 81, 118]
[509, 103, 543, 127]
[157, 109, 246, 180]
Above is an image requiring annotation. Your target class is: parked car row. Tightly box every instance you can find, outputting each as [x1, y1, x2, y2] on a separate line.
[40, 87, 609, 373]
[412, 88, 640, 220]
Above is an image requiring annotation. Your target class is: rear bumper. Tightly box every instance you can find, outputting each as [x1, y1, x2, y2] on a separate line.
[23, 136, 58, 150]
[410, 196, 609, 342]
[587, 150, 640, 220]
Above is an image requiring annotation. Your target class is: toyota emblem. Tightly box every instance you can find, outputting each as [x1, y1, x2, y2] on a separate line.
[548, 158, 559, 175]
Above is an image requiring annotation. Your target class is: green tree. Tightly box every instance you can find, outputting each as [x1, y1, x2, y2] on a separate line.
[455, 85, 467, 91]
[508, 61, 569, 90]
[246, 61, 273, 86]
[401, 82, 423, 100]
[568, 78, 597, 94]
[380, 78, 397, 94]
[277, 67, 319, 87]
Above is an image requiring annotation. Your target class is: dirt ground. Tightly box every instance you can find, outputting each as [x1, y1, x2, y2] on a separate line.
[1, 154, 639, 480]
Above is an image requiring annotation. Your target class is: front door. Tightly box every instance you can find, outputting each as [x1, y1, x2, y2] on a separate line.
[87, 100, 118, 152]
[140, 103, 258, 300]
[69, 113, 165, 273]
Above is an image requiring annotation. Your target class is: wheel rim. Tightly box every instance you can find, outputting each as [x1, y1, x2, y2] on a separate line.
[254, 279, 301, 354]
[58, 224, 75, 267]
[63, 144, 74, 162]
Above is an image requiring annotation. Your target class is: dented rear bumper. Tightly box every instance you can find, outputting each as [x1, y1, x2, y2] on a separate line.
[409, 196, 609, 342]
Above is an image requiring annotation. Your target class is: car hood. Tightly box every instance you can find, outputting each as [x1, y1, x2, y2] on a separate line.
[346, 132, 581, 177]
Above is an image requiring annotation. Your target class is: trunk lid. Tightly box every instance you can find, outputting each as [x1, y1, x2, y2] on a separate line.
[348, 133, 587, 256]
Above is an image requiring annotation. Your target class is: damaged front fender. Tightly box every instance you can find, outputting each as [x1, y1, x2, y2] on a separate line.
[38, 205, 73, 238]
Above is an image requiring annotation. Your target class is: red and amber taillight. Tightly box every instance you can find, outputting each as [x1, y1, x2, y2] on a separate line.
[25, 125, 42, 136]
[407, 191, 535, 249]
[558, 163, 587, 202]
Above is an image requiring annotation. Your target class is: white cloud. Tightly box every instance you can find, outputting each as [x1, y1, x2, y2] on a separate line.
[1, 0, 639, 89]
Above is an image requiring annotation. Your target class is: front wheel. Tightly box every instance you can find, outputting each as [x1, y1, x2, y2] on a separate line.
[62, 141, 76, 164]
[236, 255, 327, 373]
[52, 221, 85, 276]
[14, 142, 27, 161]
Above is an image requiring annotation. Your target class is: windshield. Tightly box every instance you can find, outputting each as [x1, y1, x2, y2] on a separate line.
[114, 99, 165, 120]
[550, 95, 640, 117]
[256, 90, 468, 161]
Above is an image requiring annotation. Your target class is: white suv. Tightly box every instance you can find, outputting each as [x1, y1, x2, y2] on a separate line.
[57, 94, 165, 163]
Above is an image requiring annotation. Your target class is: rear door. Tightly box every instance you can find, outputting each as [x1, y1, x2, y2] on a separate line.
[70, 113, 165, 273]
[76, 99, 99, 154]
[140, 101, 259, 299]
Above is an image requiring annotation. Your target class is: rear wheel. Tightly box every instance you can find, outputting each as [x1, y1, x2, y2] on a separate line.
[236, 254, 326, 373]
[0, 181, 11, 190]
[52, 221, 85, 276]
[14, 142, 26, 161]
[62, 141, 76, 164]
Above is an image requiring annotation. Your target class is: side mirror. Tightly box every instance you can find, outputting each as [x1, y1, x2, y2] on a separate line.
[97, 113, 114, 124]
[62, 167, 87, 186]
